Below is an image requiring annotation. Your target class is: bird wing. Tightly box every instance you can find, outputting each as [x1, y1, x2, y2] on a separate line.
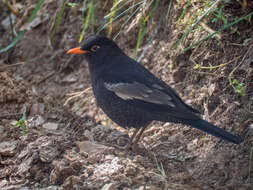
[104, 82, 175, 107]
[99, 59, 200, 120]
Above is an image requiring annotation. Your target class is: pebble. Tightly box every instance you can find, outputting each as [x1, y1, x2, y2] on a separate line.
[43, 122, 59, 130]
[0, 141, 18, 156]
[101, 183, 116, 190]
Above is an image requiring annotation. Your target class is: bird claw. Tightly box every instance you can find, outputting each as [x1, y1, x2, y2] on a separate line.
[114, 139, 143, 152]
[115, 136, 132, 150]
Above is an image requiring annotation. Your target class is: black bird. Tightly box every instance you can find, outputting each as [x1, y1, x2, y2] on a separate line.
[67, 35, 243, 149]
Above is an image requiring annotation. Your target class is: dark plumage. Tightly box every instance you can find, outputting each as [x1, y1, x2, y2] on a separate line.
[67, 35, 243, 149]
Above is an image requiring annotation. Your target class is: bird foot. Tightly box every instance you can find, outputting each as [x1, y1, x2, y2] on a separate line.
[114, 136, 132, 150]
[114, 141, 145, 152]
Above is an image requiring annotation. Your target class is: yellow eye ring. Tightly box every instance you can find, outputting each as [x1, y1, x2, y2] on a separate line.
[91, 45, 100, 52]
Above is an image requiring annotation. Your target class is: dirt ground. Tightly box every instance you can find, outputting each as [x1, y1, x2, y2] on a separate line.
[0, 1, 253, 190]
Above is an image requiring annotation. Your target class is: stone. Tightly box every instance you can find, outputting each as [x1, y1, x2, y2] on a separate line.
[43, 122, 59, 130]
[101, 183, 116, 190]
[76, 141, 107, 155]
[0, 141, 18, 156]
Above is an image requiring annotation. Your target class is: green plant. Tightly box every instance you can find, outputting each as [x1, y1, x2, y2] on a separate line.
[107, 0, 119, 37]
[79, 0, 95, 43]
[136, 15, 148, 56]
[232, 79, 246, 96]
[67, 2, 77, 8]
[178, 0, 191, 21]
[193, 55, 241, 71]
[50, 0, 68, 45]
[97, 0, 162, 58]
[136, 0, 160, 56]
[184, 10, 253, 51]
[211, 2, 228, 25]
[174, 0, 223, 50]
[16, 109, 27, 134]
[211, 1, 239, 35]
[152, 154, 167, 183]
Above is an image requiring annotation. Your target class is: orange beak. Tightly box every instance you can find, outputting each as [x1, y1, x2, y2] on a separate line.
[67, 47, 89, 54]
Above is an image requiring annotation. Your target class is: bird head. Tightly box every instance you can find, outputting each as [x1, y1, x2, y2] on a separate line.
[67, 35, 120, 61]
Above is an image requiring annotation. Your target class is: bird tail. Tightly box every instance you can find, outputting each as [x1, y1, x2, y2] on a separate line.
[190, 119, 243, 144]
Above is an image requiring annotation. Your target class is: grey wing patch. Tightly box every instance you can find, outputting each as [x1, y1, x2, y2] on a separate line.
[104, 82, 175, 107]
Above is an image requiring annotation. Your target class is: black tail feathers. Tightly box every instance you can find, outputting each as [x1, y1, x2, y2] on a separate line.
[190, 119, 243, 144]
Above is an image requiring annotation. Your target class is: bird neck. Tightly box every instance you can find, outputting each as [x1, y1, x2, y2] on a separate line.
[88, 50, 125, 78]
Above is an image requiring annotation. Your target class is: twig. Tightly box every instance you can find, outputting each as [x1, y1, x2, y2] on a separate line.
[0, 62, 25, 71]
[0, 72, 15, 88]
[0, 112, 23, 119]
[33, 71, 55, 85]
[190, 70, 222, 77]
[228, 44, 252, 89]
[200, 22, 221, 40]
[64, 87, 92, 106]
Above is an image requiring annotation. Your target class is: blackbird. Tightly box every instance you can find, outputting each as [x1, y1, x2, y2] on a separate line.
[67, 35, 243, 149]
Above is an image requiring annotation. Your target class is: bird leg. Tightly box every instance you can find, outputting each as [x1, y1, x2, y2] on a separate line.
[132, 127, 146, 150]
[113, 128, 141, 150]
[124, 128, 141, 150]
[115, 127, 146, 150]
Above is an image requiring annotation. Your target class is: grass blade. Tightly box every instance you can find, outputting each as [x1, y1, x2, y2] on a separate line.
[174, 0, 222, 49]
[50, 0, 67, 45]
[108, 0, 119, 37]
[184, 11, 253, 51]
[28, 0, 45, 23]
[0, 0, 44, 54]
[79, 0, 94, 43]
[164, 0, 173, 34]
[0, 30, 26, 54]
[135, 0, 160, 56]
[113, 2, 142, 40]
[97, 0, 145, 35]
[104, 0, 134, 19]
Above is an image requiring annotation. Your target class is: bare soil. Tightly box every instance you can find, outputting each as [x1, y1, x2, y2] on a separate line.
[0, 1, 253, 190]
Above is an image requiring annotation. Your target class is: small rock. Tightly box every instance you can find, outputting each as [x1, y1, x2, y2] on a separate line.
[101, 183, 116, 190]
[43, 122, 59, 130]
[20, 13, 49, 30]
[87, 153, 103, 164]
[0, 125, 5, 138]
[104, 154, 115, 161]
[10, 120, 18, 126]
[1, 14, 16, 30]
[30, 103, 45, 115]
[125, 164, 137, 176]
[76, 141, 107, 155]
[93, 157, 122, 177]
[0, 125, 4, 133]
[39, 146, 59, 163]
[44, 186, 61, 190]
[27, 115, 45, 127]
[34, 115, 45, 126]
[0, 179, 8, 187]
[73, 83, 85, 90]
[0, 141, 18, 156]
[62, 75, 77, 83]
[50, 160, 76, 184]
[138, 185, 160, 190]
[187, 138, 198, 151]
[62, 175, 82, 189]
[19, 187, 30, 190]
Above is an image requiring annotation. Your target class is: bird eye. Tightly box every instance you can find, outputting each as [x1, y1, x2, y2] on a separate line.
[91, 45, 100, 52]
